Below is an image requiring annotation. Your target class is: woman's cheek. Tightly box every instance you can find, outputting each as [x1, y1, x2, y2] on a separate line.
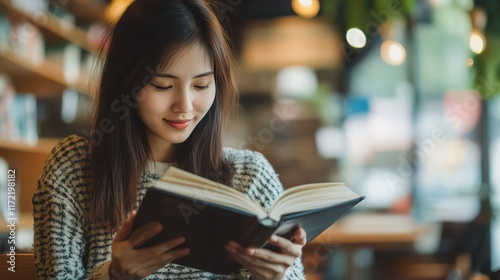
[202, 89, 217, 111]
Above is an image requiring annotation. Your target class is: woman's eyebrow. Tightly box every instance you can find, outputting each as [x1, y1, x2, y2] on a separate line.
[153, 71, 214, 79]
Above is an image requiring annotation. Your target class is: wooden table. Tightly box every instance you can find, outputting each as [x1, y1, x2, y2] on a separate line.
[303, 212, 438, 280]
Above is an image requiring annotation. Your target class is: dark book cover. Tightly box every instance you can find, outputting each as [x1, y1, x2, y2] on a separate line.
[133, 187, 364, 274]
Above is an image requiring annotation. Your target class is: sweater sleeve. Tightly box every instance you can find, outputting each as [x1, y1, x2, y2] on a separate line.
[240, 150, 306, 280]
[89, 261, 111, 280]
[32, 135, 107, 279]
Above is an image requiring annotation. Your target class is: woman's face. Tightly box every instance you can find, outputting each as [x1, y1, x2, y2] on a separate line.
[137, 44, 216, 161]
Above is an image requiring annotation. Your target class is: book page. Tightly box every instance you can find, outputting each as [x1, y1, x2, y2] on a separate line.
[157, 167, 267, 218]
[162, 167, 244, 196]
[268, 183, 360, 221]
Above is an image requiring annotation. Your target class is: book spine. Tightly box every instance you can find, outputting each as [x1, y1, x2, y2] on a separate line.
[235, 217, 279, 248]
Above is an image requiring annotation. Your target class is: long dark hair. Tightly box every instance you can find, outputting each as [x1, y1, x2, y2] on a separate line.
[86, 0, 238, 230]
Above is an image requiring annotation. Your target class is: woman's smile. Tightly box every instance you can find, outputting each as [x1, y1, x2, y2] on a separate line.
[163, 118, 192, 130]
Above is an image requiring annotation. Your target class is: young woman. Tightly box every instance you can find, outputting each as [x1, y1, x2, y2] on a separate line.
[33, 0, 306, 279]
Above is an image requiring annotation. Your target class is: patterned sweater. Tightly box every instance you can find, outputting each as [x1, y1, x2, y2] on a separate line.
[32, 135, 305, 279]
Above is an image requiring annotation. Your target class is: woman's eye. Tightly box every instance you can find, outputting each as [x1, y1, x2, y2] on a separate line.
[151, 84, 172, 91]
[194, 83, 210, 90]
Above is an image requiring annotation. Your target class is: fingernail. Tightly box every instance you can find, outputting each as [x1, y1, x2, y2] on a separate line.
[154, 224, 162, 231]
[269, 235, 278, 242]
[178, 248, 189, 256]
[246, 248, 255, 255]
[225, 245, 236, 253]
[176, 237, 186, 244]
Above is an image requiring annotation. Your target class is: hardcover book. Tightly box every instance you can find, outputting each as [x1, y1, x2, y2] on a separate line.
[133, 166, 364, 274]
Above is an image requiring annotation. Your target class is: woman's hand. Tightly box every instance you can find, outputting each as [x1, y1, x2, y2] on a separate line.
[225, 227, 306, 280]
[109, 210, 190, 279]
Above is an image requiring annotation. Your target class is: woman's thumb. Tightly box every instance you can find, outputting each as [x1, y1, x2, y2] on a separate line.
[114, 210, 136, 242]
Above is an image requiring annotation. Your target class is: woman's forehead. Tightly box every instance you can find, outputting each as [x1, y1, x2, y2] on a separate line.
[157, 42, 214, 72]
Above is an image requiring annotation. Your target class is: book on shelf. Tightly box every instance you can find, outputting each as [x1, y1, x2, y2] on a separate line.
[133, 166, 364, 274]
[0, 75, 37, 143]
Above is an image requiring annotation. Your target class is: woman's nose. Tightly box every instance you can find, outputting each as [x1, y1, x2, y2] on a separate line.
[171, 87, 194, 113]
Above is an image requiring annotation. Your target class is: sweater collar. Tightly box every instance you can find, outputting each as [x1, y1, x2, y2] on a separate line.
[145, 160, 170, 176]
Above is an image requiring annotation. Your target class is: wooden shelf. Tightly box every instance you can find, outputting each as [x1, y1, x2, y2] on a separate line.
[0, 0, 95, 53]
[63, 0, 108, 24]
[0, 138, 60, 154]
[0, 48, 91, 96]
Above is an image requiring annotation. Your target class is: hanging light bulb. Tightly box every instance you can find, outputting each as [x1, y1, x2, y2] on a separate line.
[292, 0, 320, 19]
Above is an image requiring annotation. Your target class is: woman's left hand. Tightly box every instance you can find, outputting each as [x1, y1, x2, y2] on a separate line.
[225, 227, 306, 280]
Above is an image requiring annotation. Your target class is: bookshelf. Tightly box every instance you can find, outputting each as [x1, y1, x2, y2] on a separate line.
[0, 0, 103, 214]
[0, 48, 90, 97]
[0, 0, 96, 97]
[0, 138, 59, 214]
[0, 138, 59, 154]
[0, 0, 95, 53]
[63, 0, 107, 24]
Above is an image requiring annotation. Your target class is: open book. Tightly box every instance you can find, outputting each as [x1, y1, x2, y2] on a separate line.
[133, 166, 364, 274]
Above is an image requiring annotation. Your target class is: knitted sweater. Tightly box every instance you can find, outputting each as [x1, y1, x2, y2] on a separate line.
[32, 134, 305, 279]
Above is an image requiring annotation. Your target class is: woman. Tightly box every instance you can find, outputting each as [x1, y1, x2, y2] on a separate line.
[33, 0, 306, 279]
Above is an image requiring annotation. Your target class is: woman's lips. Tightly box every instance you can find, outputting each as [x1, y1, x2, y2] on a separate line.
[163, 119, 191, 130]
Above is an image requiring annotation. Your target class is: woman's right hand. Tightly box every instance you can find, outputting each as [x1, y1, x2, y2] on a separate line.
[109, 210, 190, 279]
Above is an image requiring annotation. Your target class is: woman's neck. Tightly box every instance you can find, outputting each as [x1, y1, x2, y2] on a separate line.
[146, 132, 174, 162]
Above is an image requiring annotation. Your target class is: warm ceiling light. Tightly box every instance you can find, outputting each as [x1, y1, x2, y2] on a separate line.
[380, 40, 406, 65]
[470, 30, 486, 54]
[292, 0, 320, 19]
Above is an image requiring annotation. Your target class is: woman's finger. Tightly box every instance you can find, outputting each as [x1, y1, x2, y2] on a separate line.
[135, 247, 190, 277]
[226, 242, 294, 268]
[127, 222, 163, 248]
[226, 240, 247, 254]
[225, 243, 270, 269]
[113, 210, 136, 242]
[230, 253, 274, 275]
[134, 236, 187, 261]
[245, 246, 296, 267]
[292, 227, 307, 245]
[267, 235, 302, 257]
[229, 251, 287, 277]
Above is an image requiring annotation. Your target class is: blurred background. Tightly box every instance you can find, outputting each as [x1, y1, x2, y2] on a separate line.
[0, 0, 499, 279]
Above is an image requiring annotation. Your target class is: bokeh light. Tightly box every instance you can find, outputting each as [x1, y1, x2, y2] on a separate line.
[346, 28, 367, 48]
[380, 40, 406, 65]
